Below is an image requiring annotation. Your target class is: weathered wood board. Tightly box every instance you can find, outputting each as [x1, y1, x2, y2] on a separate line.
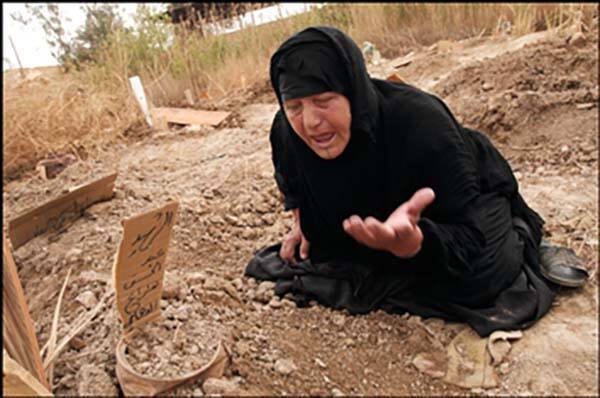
[8, 173, 117, 249]
[3, 236, 50, 390]
[3, 350, 53, 396]
[150, 107, 230, 127]
[113, 201, 179, 332]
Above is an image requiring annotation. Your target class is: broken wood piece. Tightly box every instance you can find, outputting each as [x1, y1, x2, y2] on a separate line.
[4, 350, 53, 396]
[444, 328, 499, 389]
[8, 173, 117, 249]
[150, 107, 230, 127]
[116, 333, 229, 396]
[487, 330, 523, 365]
[184, 89, 195, 106]
[393, 51, 415, 68]
[113, 201, 179, 332]
[3, 236, 50, 390]
[386, 73, 408, 84]
[36, 153, 77, 180]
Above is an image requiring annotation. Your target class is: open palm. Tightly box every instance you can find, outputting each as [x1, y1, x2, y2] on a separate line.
[342, 188, 435, 258]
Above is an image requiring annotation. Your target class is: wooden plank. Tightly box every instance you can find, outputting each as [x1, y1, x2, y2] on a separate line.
[3, 236, 50, 391]
[150, 107, 230, 127]
[113, 201, 179, 332]
[8, 173, 117, 249]
[4, 350, 53, 396]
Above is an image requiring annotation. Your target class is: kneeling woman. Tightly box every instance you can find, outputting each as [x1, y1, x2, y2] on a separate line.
[246, 26, 577, 337]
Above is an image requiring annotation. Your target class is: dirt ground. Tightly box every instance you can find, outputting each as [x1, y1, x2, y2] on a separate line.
[3, 24, 598, 396]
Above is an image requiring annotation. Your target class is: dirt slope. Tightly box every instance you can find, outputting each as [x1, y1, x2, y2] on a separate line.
[3, 25, 598, 396]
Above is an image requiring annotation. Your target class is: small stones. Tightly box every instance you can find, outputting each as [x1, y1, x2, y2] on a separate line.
[162, 273, 185, 300]
[274, 358, 297, 375]
[482, 82, 494, 91]
[202, 378, 239, 396]
[255, 281, 276, 304]
[185, 272, 207, 285]
[234, 341, 251, 357]
[75, 290, 98, 310]
[315, 358, 327, 369]
[204, 276, 228, 291]
[76, 365, 118, 396]
[65, 248, 82, 263]
[231, 278, 244, 291]
[332, 314, 346, 327]
[332, 388, 345, 396]
[268, 297, 283, 308]
[69, 336, 86, 350]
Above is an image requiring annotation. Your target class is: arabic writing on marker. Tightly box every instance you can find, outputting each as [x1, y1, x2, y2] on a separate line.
[114, 203, 178, 331]
[33, 198, 88, 237]
[128, 211, 174, 258]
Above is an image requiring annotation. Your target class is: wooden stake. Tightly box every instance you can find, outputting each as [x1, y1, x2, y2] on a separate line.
[184, 89, 195, 106]
[3, 235, 50, 390]
[9, 36, 26, 79]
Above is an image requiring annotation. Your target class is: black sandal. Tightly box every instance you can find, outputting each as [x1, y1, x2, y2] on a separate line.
[539, 240, 589, 288]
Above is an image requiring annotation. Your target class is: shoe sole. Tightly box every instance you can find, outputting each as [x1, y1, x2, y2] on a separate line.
[540, 266, 588, 288]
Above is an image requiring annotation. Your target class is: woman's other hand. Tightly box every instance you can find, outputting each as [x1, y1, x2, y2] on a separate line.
[280, 208, 310, 263]
[343, 188, 435, 258]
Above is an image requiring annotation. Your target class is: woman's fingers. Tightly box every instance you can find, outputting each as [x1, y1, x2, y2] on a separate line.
[405, 188, 435, 222]
[364, 217, 395, 245]
[344, 215, 377, 246]
[300, 235, 310, 259]
[279, 238, 294, 261]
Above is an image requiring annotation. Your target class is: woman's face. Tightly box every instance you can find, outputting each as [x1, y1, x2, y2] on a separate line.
[283, 91, 351, 159]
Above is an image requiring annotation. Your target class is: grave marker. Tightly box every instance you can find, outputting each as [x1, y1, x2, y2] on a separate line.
[113, 201, 179, 332]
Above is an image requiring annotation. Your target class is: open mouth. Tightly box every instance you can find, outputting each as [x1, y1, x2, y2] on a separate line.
[311, 132, 336, 147]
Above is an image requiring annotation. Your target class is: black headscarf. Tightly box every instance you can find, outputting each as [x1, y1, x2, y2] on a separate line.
[270, 25, 379, 142]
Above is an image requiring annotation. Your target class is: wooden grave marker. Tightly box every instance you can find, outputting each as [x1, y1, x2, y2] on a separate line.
[3, 350, 53, 396]
[112, 201, 179, 332]
[8, 173, 117, 249]
[3, 235, 50, 391]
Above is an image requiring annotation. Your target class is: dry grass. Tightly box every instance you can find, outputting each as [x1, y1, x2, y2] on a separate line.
[2, 68, 142, 179]
[3, 3, 596, 180]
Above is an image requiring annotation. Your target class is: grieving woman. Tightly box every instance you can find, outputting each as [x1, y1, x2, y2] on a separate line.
[245, 26, 586, 337]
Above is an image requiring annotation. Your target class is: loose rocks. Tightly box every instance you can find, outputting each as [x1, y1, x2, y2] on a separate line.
[274, 358, 297, 375]
[77, 364, 118, 396]
[123, 316, 222, 379]
[202, 377, 240, 395]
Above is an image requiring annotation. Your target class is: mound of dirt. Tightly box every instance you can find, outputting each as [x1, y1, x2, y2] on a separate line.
[434, 32, 598, 141]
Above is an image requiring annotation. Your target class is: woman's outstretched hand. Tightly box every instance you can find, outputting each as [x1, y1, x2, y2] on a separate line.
[280, 208, 310, 263]
[343, 188, 435, 258]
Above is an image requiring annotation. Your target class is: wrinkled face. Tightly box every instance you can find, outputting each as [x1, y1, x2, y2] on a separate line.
[283, 92, 351, 159]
